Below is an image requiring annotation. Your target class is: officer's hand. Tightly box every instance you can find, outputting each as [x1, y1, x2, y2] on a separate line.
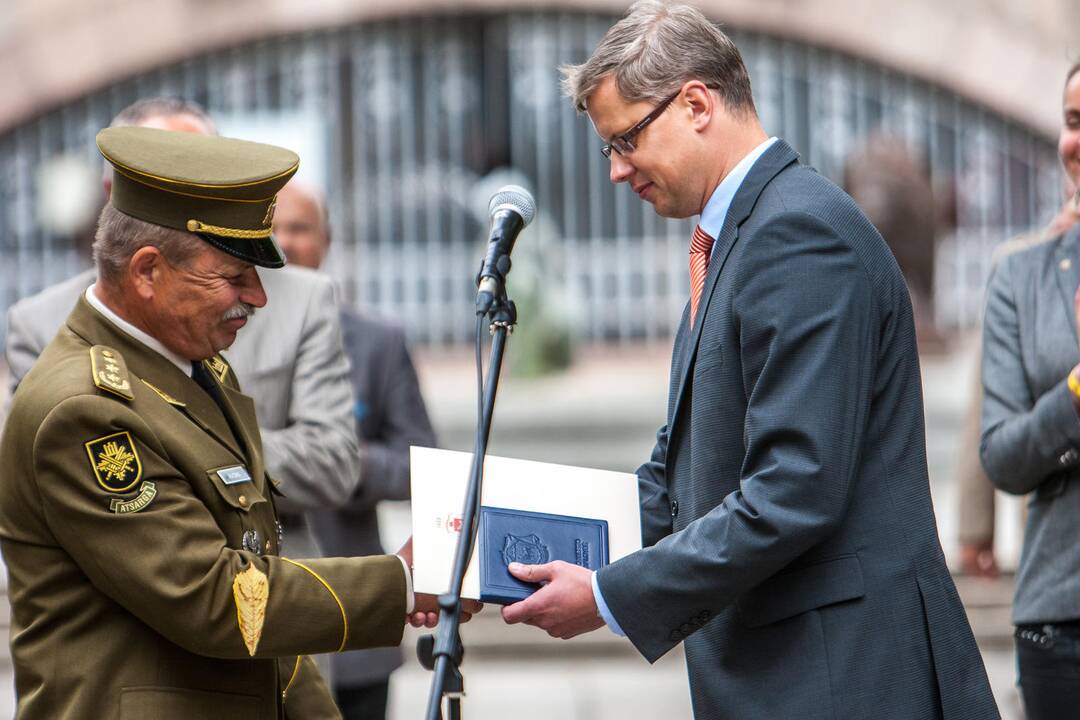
[398, 539, 483, 626]
[410, 593, 482, 627]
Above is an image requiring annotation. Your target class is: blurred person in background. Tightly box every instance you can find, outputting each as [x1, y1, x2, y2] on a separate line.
[272, 179, 437, 720]
[843, 134, 944, 353]
[501, 3, 996, 718]
[955, 164, 1080, 583]
[980, 60, 1080, 719]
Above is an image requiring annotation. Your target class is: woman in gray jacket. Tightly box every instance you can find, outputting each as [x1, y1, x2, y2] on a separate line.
[981, 60, 1080, 719]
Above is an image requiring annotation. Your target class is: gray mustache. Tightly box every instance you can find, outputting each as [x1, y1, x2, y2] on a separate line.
[222, 303, 256, 322]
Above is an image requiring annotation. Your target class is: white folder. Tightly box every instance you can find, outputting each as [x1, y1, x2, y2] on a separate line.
[410, 446, 643, 599]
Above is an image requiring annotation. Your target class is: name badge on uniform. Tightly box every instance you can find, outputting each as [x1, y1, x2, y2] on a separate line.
[218, 466, 252, 485]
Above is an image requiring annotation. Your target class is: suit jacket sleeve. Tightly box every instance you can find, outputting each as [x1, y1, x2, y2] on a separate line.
[350, 322, 436, 509]
[5, 302, 49, 395]
[260, 279, 362, 512]
[597, 211, 876, 663]
[636, 424, 673, 548]
[33, 394, 405, 659]
[979, 254, 1080, 494]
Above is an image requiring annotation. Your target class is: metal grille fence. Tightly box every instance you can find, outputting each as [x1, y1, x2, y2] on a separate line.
[0, 12, 1062, 346]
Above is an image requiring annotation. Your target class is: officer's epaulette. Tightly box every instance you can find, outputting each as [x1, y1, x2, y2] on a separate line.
[89, 345, 134, 401]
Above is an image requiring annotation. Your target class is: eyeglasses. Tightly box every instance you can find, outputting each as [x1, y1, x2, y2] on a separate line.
[599, 84, 720, 159]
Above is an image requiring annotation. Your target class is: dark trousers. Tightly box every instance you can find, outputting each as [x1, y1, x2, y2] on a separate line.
[1016, 623, 1080, 720]
[335, 680, 390, 720]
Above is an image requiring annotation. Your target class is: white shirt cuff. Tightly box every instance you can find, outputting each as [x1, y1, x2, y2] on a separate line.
[592, 571, 626, 636]
[396, 554, 415, 613]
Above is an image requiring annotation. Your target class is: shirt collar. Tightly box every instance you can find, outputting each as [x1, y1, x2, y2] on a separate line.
[698, 136, 778, 240]
[84, 284, 193, 377]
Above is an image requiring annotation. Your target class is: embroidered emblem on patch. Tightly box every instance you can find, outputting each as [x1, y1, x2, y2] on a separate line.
[217, 466, 252, 485]
[110, 482, 157, 514]
[85, 431, 142, 492]
[233, 564, 269, 656]
[206, 356, 229, 384]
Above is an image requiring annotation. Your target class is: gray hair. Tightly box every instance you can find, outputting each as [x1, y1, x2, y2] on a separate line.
[93, 205, 204, 286]
[560, 1, 755, 116]
[109, 97, 217, 133]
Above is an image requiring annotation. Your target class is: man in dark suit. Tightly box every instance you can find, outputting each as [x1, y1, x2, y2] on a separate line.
[271, 180, 437, 720]
[502, 3, 997, 718]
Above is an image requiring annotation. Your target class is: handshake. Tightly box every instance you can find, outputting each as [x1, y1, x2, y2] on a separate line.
[395, 537, 606, 640]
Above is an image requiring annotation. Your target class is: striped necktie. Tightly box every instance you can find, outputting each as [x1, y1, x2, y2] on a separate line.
[689, 224, 715, 328]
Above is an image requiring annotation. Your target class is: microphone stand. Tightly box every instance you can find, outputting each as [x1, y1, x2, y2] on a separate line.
[418, 271, 517, 720]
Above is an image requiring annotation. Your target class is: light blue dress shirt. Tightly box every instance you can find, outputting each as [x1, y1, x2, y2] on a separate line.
[592, 136, 779, 636]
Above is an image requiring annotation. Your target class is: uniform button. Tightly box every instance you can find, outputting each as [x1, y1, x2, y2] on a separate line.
[670, 500, 679, 518]
[238, 495, 248, 508]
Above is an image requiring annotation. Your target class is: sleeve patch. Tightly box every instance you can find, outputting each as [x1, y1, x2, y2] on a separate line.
[85, 431, 143, 492]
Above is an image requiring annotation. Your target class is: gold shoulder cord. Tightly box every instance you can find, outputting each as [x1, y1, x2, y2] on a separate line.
[279, 558, 349, 652]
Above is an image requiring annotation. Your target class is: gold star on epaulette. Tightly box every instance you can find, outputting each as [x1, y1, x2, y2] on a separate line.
[89, 346, 133, 400]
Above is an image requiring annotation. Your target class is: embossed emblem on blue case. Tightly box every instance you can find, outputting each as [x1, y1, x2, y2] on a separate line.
[479, 506, 609, 604]
[501, 534, 549, 566]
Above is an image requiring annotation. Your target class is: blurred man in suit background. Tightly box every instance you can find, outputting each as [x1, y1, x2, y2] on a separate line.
[271, 179, 436, 720]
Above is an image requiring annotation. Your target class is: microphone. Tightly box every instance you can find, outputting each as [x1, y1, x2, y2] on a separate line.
[476, 185, 535, 311]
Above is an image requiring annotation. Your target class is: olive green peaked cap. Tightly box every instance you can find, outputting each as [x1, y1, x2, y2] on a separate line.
[96, 126, 300, 268]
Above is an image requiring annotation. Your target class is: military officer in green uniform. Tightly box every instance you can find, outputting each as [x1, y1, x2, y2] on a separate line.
[0, 127, 471, 720]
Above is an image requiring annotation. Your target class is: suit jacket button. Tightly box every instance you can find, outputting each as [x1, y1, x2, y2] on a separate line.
[670, 500, 679, 518]
[697, 611, 710, 623]
[669, 629, 683, 642]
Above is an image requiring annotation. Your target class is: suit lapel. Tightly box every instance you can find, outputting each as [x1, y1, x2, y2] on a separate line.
[1053, 225, 1080, 348]
[667, 140, 800, 444]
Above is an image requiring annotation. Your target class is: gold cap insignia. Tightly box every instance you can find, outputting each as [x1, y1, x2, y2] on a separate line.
[85, 431, 143, 492]
[262, 196, 277, 227]
[205, 356, 230, 385]
[90, 345, 133, 400]
[233, 564, 269, 656]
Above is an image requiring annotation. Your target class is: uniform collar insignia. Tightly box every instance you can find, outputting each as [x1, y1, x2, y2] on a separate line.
[205, 355, 230, 385]
[141, 379, 186, 407]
